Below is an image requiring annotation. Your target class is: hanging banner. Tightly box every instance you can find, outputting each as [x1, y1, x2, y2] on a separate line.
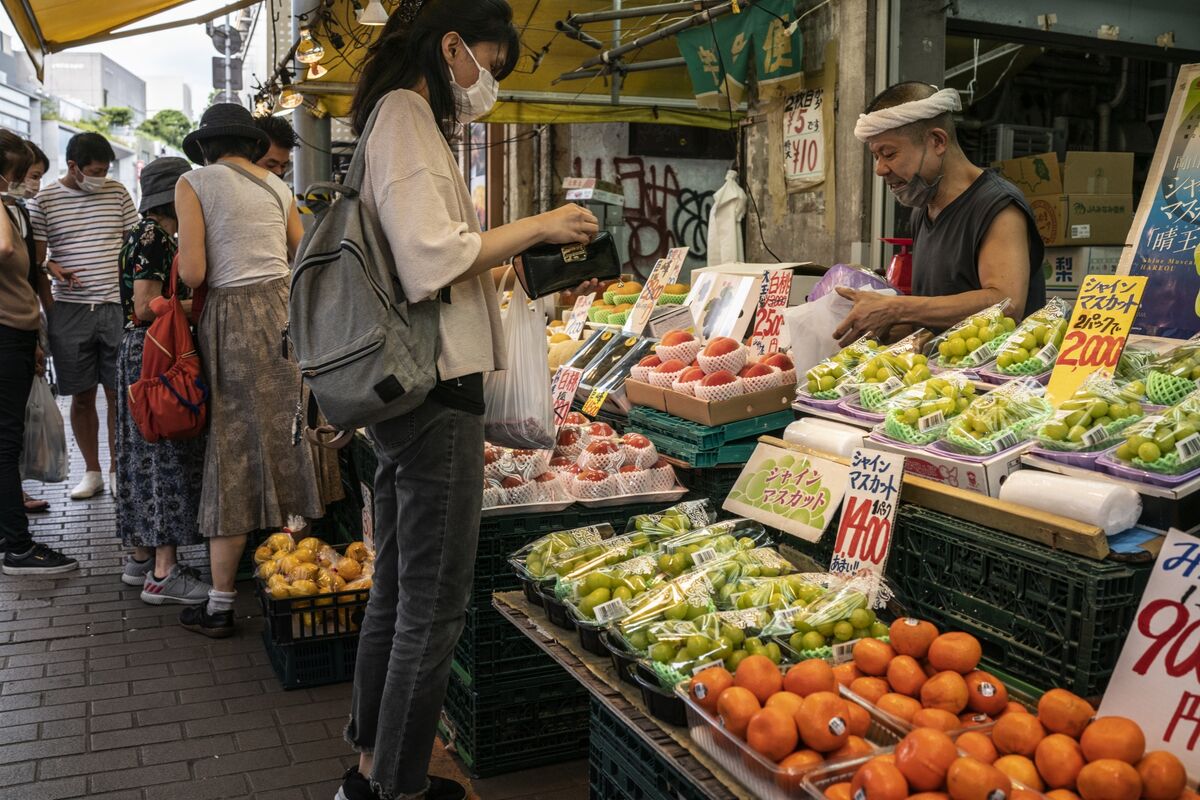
[624, 247, 688, 336]
[750, 269, 792, 356]
[676, 0, 803, 110]
[1046, 274, 1147, 406]
[1097, 528, 1200, 766]
[1119, 66, 1200, 338]
[723, 442, 850, 542]
[783, 88, 825, 189]
[830, 449, 903, 604]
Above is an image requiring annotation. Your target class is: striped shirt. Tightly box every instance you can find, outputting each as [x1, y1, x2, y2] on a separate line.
[28, 179, 139, 305]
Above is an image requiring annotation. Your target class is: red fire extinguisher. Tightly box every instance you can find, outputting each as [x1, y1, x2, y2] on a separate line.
[882, 237, 913, 295]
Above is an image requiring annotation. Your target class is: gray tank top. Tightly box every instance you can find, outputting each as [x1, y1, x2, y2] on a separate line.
[910, 170, 1046, 320]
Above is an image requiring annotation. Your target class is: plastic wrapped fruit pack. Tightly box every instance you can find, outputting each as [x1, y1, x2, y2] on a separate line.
[1112, 391, 1200, 474]
[803, 336, 879, 400]
[615, 553, 747, 636]
[879, 372, 978, 446]
[508, 523, 616, 581]
[941, 377, 1053, 455]
[1145, 334, 1200, 405]
[560, 432, 677, 500]
[481, 443, 564, 509]
[1035, 373, 1148, 452]
[640, 608, 779, 688]
[625, 499, 717, 534]
[559, 552, 664, 625]
[843, 331, 932, 410]
[993, 296, 1069, 376]
[653, 519, 770, 577]
[930, 300, 1017, 369]
[547, 529, 670, 582]
[256, 536, 375, 633]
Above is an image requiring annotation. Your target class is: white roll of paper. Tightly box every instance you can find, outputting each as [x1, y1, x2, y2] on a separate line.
[782, 418, 867, 458]
[998, 471, 1142, 535]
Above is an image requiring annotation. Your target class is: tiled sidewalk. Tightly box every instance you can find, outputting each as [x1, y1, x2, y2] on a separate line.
[4, 396, 586, 799]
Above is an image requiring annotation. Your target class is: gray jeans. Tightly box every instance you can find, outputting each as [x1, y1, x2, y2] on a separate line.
[345, 398, 484, 799]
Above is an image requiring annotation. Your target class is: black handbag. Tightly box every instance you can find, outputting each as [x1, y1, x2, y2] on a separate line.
[513, 232, 621, 299]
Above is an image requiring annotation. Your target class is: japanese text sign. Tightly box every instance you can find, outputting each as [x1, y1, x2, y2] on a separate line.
[1046, 275, 1147, 406]
[1098, 529, 1200, 766]
[565, 293, 594, 340]
[624, 247, 688, 336]
[831, 449, 903, 605]
[550, 367, 583, 431]
[783, 89, 825, 187]
[723, 443, 850, 542]
[581, 386, 608, 419]
[750, 269, 793, 356]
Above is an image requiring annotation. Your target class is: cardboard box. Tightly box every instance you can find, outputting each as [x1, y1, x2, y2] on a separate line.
[867, 436, 1029, 498]
[993, 152, 1134, 246]
[1041, 246, 1127, 289]
[625, 379, 796, 425]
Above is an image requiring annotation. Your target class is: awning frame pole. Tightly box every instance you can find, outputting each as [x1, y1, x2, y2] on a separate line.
[611, 0, 622, 104]
[568, 0, 726, 25]
[578, 0, 756, 70]
[557, 56, 687, 82]
[52, 0, 262, 51]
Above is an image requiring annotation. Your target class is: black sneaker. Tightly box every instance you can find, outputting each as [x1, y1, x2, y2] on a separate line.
[179, 604, 234, 639]
[2, 543, 79, 575]
[426, 776, 467, 800]
[334, 767, 376, 800]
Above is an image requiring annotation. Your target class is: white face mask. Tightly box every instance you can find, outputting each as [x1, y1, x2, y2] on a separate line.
[73, 168, 106, 193]
[449, 40, 498, 124]
[4, 182, 27, 200]
[23, 178, 39, 195]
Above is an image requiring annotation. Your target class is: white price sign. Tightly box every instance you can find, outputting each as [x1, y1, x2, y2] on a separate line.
[783, 89, 825, 186]
[750, 269, 792, 356]
[830, 448, 903, 606]
[550, 367, 583, 431]
[565, 293, 594, 340]
[623, 247, 688, 336]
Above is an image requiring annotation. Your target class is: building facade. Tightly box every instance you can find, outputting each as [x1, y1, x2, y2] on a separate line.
[44, 52, 147, 122]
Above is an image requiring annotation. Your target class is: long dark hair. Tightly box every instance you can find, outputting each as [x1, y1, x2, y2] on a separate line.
[351, 0, 519, 138]
[0, 130, 33, 183]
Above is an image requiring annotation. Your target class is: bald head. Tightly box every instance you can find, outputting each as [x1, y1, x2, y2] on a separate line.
[865, 82, 958, 145]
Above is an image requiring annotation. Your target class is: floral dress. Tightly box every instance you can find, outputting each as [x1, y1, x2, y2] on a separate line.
[114, 217, 205, 548]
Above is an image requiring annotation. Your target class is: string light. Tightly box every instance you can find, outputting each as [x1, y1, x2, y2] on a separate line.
[277, 87, 304, 110]
[296, 28, 326, 64]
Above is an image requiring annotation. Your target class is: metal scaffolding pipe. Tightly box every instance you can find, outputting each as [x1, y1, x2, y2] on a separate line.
[568, 0, 725, 25]
[554, 20, 604, 49]
[557, 56, 688, 81]
[579, 0, 754, 69]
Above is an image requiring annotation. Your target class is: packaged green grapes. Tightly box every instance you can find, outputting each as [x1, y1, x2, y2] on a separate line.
[760, 574, 874, 638]
[654, 519, 770, 578]
[841, 331, 934, 410]
[623, 499, 716, 534]
[558, 552, 664, 625]
[1145, 335, 1200, 406]
[1034, 373, 1147, 452]
[993, 297, 1069, 375]
[720, 572, 829, 612]
[634, 608, 778, 689]
[1115, 345, 1155, 385]
[1111, 391, 1200, 474]
[615, 552, 749, 637]
[546, 528, 671, 582]
[509, 524, 616, 581]
[803, 335, 880, 399]
[930, 300, 1018, 369]
[941, 377, 1054, 455]
[878, 371, 979, 445]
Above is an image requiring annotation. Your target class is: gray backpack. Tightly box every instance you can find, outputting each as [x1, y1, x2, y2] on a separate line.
[289, 102, 440, 429]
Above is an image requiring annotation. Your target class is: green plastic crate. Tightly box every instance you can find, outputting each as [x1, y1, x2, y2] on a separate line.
[588, 698, 709, 800]
[261, 627, 358, 690]
[453, 603, 565, 690]
[628, 407, 795, 449]
[678, 466, 744, 504]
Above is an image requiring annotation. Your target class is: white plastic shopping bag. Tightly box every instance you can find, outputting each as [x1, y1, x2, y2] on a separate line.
[483, 279, 556, 450]
[782, 285, 897, 374]
[21, 374, 68, 483]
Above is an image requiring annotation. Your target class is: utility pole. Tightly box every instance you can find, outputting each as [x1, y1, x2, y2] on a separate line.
[291, 0, 331, 196]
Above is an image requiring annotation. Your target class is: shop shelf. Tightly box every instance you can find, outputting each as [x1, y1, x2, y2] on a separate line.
[588, 698, 709, 800]
[629, 407, 795, 450]
[452, 603, 565, 690]
[888, 505, 1152, 697]
[261, 627, 358, 690]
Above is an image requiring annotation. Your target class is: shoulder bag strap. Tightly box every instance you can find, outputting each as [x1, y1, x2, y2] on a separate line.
[217, 162, 289, 225]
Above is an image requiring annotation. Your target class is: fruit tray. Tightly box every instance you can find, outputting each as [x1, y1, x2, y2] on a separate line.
[799, 750, 1049, 800]
[601, 630, 641, 687]
[1096, 448, 1200, 488]
[795, 393, 848, 412]
[674, 680, 907, 800]
[836, 397, 885, 423]
[628, 407, 796, 450]
[928, 437, 1030, 462]
[575, 486, 688, 508]
[978, 364, 1051, 386]
[636, 669, 688, 726]
[1027, 443, 1107, 470]
[836, 679, 1039, 739]
[481, 498, 574, 518]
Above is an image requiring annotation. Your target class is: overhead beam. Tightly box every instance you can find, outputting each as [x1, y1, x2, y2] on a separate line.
[580, 0, 756, 70]
[944, 42, 1023, 81]
[52, 0, 262, 51]
[557, 56, 688, 82]
[569, 0, 726, 25]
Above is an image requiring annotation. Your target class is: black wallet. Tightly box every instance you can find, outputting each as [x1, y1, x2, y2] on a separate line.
[513, 232, 621, 299]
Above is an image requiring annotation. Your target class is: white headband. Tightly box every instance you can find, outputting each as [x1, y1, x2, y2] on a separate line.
[854, 88, 962, 142]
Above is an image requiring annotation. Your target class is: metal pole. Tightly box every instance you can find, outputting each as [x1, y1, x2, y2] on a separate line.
[611, 0, 621, 104]
[569, 0, 725, 25]
[57, 0, 261, 51]
[579, 0, 751, 70]
[557, 57, 687, 82]
[292, 0, 330, 195]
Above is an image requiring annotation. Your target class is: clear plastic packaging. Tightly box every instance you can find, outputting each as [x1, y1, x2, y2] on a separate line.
[558, 551, 665, 624]
[940, 377, 1053, 455]
[547, 528, 673, 582]
[1145, 334, 1200, 406]
[636, 607, 777, 688]
[615, 553, 746, 638]
[623, 499, 717, 534]
[1115, 345, 1155, 385]
[802, 335, 880, 400]
[508, 524, 616, 581]
[840, 331, 933, 410]
[1110, 391, 1200, 474]
[877, 371, 978, 445]
[760, 574, 874, 639]
[929, 299, 1016, 369]
[653, 518, 770, 577]
[993, 296, 1069, 375]
[1034, 372, 1148, 452]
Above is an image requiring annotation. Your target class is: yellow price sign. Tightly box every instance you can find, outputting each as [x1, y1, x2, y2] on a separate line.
[1046, 275, 1148, 406]
[582, 388, 609, 418]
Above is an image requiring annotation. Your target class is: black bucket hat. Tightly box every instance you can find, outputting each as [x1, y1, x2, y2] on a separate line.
[182, 103, 270, 165]
[138, 157, 191, 213]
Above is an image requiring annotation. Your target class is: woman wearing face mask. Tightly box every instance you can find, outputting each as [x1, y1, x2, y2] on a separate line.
[335, 2, 597, 799]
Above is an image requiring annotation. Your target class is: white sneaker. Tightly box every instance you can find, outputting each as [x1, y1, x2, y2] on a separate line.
[109, 471, 117, 497]
[70, 471, 104, 500]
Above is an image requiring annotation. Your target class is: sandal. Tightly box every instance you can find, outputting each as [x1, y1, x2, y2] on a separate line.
[23, 493, 49, 513]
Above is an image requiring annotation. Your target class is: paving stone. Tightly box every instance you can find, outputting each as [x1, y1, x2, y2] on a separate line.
[88, 712, 132, 733]
[144, 774, 250, 800]
[88, 761, 190, 793]
[139, 733, 237, 766]
[39, 718, 86, 739]
[90, 722, 181, 751]
[37, 748, 139, 779]
[193, 744, 290, 778]
[0, 762, 36, 788]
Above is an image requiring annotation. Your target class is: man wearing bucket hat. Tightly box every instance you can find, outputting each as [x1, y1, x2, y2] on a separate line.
[833, 82, 1045, 346]
[114, 156, 212, 606]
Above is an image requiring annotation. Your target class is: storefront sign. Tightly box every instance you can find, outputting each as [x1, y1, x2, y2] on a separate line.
[831, 449, 903, 604]
[1046, 274, 1147, 406]
[750, 269, 792, 356]
[565, 293, 594, 340]
[723, 443, 850, 542]
[624, 247, 688, 336]
[783, 89, 825, 188]
[550, 366, 583, 430]
[1119, 66, 1200, 338]
[1097, 528, 1200, 765]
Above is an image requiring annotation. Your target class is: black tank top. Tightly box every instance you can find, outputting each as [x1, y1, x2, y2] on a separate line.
[910, 170, 1046, 323]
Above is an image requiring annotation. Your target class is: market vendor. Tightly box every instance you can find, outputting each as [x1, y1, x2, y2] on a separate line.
[833, 82, 1046, 346]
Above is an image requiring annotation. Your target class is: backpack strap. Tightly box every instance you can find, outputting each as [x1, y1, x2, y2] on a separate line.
[217, 162, 289, 225]
[302, 98, 386, 201]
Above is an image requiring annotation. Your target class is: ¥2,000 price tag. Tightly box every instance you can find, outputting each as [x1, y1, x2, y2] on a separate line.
[1047, 275, 1147, 406]
[582, 387, 609, 418]
[565, 293, 594, 340]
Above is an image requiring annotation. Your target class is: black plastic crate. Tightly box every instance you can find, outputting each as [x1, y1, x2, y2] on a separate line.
[261, 627, 358, 690]
[257, 549, 371, 644]
[440, 670, 590, 778]
[588, 698, 708, 800]
[678, 466, 743, 505]
[887, 505, 1151, 697]
[453, 603, 564, 689]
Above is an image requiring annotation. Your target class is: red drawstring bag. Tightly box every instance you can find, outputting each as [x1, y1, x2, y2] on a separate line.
[128, 255, 208, 442]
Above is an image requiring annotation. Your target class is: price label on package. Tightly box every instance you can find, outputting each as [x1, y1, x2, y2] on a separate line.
[1047, 275, 1147, 406]
[550, 367, 583, 430]
[830, 448, 904, 606]
[564, 293, 595, 340]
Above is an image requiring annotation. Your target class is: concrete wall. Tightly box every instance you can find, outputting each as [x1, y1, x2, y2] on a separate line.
[45, 53, 147, 122]
[743, 0, 876, 269]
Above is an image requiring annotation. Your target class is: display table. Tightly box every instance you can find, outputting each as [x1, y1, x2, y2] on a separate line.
[491, 590, 750, 800]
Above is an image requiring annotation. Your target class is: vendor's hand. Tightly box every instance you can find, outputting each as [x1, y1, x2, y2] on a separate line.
[34, 345, 45, 377]
[540, 204, 599, 245]
[47, 260, 83, 289]
[574, 278, 602, 296]
[832, 287, 901, 347]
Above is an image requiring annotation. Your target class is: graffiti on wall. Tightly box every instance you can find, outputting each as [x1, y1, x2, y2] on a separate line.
[574, 156, 715, 278]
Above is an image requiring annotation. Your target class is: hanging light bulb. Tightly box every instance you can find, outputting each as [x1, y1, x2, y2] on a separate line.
[306, 62, 328, 81]
[254, 97, 272, 117]
[296, 28, 325, 64]
[277, 87, 304, 110]
[358, 0, 389, 26]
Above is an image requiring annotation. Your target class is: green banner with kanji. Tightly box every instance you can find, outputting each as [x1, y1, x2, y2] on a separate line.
[676, 0, 804, 109]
